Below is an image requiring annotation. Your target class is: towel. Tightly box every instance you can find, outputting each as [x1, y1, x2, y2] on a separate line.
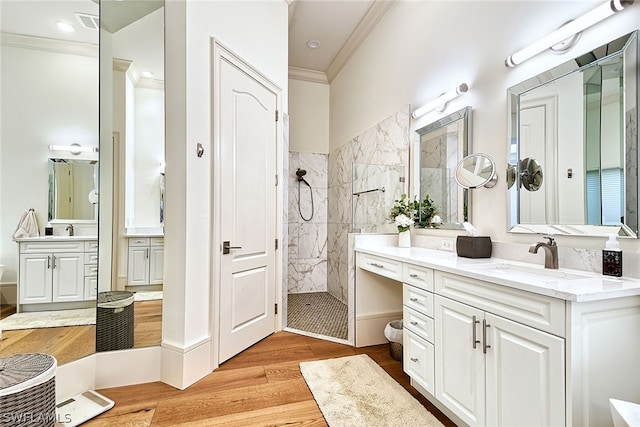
[13, 209, 40, 240]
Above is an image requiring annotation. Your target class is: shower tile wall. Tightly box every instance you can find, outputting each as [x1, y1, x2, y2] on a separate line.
[282, 114, 290, 323]
[328, 106, 411, 303]
[419, 129, 459, 223]
[288, 151, 328, 294]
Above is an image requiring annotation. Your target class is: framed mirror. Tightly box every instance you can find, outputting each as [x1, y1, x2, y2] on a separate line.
[48, 158, 98, 222]
[455, 153, 497, 189]
[413, 106, 471, 229]
[507, 31, 638, 238]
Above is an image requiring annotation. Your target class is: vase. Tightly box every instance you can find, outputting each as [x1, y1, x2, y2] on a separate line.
[398, 230, 411, 248]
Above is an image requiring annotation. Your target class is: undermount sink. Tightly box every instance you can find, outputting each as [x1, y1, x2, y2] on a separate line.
[471, 262, 592, 282]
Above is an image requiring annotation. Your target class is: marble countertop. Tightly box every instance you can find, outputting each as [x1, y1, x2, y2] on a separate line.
[356, 245, 640, 303]
[15, 235, 97, 242]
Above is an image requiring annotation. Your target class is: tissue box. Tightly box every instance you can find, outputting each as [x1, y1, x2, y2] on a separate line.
[456, 236, 492, 258]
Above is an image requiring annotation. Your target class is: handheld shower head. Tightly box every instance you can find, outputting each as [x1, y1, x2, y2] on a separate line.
[296, 168, 307, 181]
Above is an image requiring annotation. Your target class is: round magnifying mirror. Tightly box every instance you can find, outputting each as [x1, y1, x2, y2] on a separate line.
[454, 153, 498, 189]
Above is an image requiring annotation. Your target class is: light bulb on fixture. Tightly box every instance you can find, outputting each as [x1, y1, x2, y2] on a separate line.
[411, 83, 469, 119]
[505, 0, 634, 67]
[48, 144, 99, 154]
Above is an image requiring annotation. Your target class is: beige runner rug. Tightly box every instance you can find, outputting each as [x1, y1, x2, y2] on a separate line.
[300, 354, 444, 427]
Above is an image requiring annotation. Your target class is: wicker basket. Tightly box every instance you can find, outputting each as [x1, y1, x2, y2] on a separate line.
[97, 291, 135, 352]
[389, 342, 403, 361]
[0, 353, 57, 426]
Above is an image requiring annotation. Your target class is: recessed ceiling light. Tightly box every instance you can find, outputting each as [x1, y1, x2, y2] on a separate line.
[306, 39, 320, 49]
[56, 21, 76, 33]
[141, 71, 155, 79]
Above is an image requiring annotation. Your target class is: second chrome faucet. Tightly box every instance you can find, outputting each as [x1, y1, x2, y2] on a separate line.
[529, 236, 558, 269]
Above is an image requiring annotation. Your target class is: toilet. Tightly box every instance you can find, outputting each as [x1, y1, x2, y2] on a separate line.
[610, 398, 640, 427]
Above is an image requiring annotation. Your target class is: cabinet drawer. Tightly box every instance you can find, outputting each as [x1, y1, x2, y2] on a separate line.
[435, 271, 566, 337]
[20, 240, 83, 253]
[404, 306, 434, 343]
[403, 263, 434, 291]
[357, 252, 402, 281]
[403, 283, 434, 317]
[151, 237, 164, 246]
[403, 329, 435, 395]
[129, 237, 151, 247]
[84, 252, 98, 265]
[84, 240, 98, 252]
[84, 264, 98, 277]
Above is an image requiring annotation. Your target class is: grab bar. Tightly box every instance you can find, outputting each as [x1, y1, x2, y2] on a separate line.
[352, 187, 385, 197]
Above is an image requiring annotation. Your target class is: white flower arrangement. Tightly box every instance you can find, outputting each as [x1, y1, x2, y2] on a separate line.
[430, 215, 442, 225]
[394, 214, 415, 232]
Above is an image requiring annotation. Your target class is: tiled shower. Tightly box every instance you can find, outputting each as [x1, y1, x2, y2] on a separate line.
[286, 106, 410, 342]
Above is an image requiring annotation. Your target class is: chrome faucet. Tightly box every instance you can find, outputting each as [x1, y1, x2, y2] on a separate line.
[65, 224, 74, 236]
[529, 236, 558, 269]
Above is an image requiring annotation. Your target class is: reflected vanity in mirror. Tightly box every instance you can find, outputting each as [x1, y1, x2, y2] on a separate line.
[507, 30, 638, 237]
[455, 153, 497, 189]
[48, 158, 98, 222]
[413, 106, 471, 229]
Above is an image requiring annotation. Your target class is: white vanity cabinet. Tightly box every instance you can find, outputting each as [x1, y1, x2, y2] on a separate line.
[127, 237, 164, 286]
[402, 263, 436, 395]
[18, 238, 97, 308]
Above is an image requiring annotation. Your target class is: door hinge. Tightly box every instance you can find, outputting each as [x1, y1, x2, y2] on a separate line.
[275, 174, 278, 186]
[275, 110, 279, 122]
[275, 303, 278, 315]
[275, 238, 278, 250]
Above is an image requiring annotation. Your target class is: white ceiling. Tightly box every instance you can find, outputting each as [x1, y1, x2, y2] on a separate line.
[0, 0, 393, 84]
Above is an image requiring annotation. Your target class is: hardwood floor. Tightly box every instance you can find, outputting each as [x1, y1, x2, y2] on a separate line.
[0, 300, 162, 365]
[87, 331, 456, 426]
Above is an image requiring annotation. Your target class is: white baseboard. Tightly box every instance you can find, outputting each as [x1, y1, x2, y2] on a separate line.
[355, 311, 403, 347]
[161, 337, 212, 390]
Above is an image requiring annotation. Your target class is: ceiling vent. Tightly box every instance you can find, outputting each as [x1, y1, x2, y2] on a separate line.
[75, 13, 99, 30]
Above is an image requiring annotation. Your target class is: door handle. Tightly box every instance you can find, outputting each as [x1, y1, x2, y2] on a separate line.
[483, 319, 491, 354]
[472, 315, 480, 349]
[222, 241, 242, 254]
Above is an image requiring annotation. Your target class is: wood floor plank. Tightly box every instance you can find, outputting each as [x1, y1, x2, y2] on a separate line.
[92, 331, 456, 427]
[83, 406, 155, 427]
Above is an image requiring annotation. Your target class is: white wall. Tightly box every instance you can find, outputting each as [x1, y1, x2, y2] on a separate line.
[0, 44, 98, 285]
[289, 79, 330, 153]
[163, 0, 287, 388]
[329, 0, 639, 251]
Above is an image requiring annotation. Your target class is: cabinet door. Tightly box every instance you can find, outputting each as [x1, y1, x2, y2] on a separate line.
[404, 328, 435, 394]
[485, 313, 565, 427]
[19, 254, 53, 304]
[128, 246, 150, 285]
[149, 245, 164, 284]
[84, 276, 98, 300]
[52, 253, 84, 302]
[435, 295, 485, 426]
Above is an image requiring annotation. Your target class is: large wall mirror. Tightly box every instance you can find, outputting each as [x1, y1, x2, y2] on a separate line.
[413, 106, 471, 229]
[507, 31, 638, 238]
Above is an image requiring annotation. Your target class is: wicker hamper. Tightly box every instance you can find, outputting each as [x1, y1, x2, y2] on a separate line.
[0, 353, 57, 427]
[97, 291, 135, 352]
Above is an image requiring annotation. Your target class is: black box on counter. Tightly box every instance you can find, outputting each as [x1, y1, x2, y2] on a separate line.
[456, 236, 492, 258]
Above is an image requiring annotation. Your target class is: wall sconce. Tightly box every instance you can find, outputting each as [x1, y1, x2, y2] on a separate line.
[48, 143, 99, 155]
[505, 0, 634, 68]
[411, 83, 469, 119]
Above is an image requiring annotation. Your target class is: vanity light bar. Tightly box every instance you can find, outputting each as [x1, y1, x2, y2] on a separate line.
[411, 83, 469, 119]
[505, 0, 634, 68]
[48, 144, 99, 154]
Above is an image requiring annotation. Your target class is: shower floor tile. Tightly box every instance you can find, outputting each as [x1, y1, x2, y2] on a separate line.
[287, 292, 347, 340]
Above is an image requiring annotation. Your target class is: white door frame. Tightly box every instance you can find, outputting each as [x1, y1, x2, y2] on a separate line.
[210, 39, 283, 370]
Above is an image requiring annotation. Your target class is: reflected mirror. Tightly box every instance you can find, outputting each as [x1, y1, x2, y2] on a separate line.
[0, 0, 99, 365]
[413, 106, 471, 229]
[507, 31, 638, 237]
[455, 153, 497, 189]
[48, 158, 98, 222]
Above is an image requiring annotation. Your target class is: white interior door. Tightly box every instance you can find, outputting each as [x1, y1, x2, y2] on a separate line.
[217, 50, 277, 364]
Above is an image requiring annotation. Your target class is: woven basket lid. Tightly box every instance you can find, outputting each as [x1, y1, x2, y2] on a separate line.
[0, 353, 56, 395]
[98, 291, 134, 308]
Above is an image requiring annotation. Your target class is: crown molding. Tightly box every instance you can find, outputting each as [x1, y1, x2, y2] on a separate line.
[288, 66, 329, 84]
[0, 32, 98, 57]
[113, 58, 133, 72]
[325, 0, 395, 83]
